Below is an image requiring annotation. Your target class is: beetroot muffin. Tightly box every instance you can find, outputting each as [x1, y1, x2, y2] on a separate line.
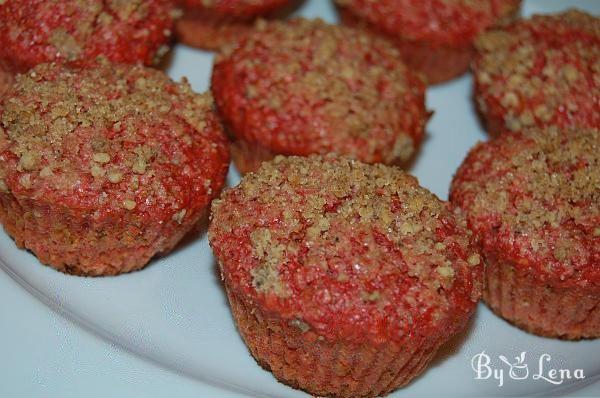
[450, 127, 600, 339]
[209, 155, 483, 397]
[0, 62, 230, 276]
[175, 0, 293, 51]
[336, 0, 522, 84]
[0, 0, 175, 91]
[473, 10, 600, 136]
[212, 19, 428, 174]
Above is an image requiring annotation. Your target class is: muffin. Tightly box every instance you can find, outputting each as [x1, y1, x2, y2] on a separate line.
[209, 155, 483, 397]
[212, 18, 428, 174]
[175, 0, 293, 51]
[0, 0, 176, 93]
[473, 10, 600, 136]
[450, 127, 599, 339]
[336, 0, 522, 84]
[0, 62, 230, 276]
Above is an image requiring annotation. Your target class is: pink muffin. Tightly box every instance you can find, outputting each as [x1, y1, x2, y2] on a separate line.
[451, 127, 600, 339]
[210, 155, 483, 396]
[0, 62, 230, 276]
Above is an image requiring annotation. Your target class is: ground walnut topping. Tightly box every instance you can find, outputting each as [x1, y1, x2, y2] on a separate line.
[474, 10, 600, 132]
[249, 228, 289, 296]
[0, 61, 221, 218]
[214, 18, 427, 164]
[451, 127, 599, 279]
[210, 156, 482, 336]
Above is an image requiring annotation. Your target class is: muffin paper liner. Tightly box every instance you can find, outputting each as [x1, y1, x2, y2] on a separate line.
[484, 254, 600, 340]
[226, 287, 442, 397]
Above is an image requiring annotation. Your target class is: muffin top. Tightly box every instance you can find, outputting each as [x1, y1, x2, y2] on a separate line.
[335, 0, 520, 46]
[179, 0, 290, 18]
[474, 10, 600, 134]
[451, 127, 599, 292]
[0, 62, 229, 223]
[0, 0, 175, 73]
[209, 156, 482, 345]
[212, 18, 427, 165]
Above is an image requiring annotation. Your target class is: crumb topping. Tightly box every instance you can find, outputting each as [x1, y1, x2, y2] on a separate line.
[209, 156, 482, 343]
[212, 18, 427, 164]
[451, 127, 599, 289]
[335, 0, 521, 45]
[0, 0, 175, 71]
[474, 10, 600, 133]
[0, 62, 229, 222]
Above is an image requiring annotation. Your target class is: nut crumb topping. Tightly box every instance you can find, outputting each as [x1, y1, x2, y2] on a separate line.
[210, 155, 483, 342]
[212, 18, 427, 164]
[122, 199, 137, 210]
[451, 127, 599, 289]
[48, 28, 82, 61]
[474, 10, 600, 133]
[289, 318, 310, 333]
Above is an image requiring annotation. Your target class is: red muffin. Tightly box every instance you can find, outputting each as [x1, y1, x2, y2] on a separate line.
[212, 18, 428, 174]
[0, 0, 175, 87]
[450, 127, 600, 339]
[473, 10, 600, 136]
[175, 0, 293, 50]
[0, 62, 230, 276]
[336, 0, 522, 84]
[209, 155, 483, 397]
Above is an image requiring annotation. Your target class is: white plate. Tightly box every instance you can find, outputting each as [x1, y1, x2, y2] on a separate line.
[1, 1, 599, 397]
